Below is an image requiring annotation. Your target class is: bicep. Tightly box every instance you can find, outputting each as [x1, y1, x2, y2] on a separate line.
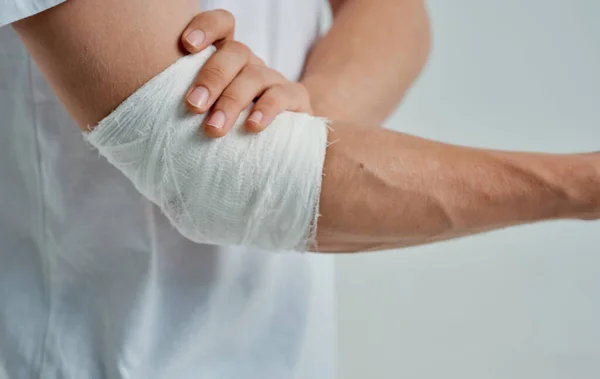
[13, 0, 199, 128]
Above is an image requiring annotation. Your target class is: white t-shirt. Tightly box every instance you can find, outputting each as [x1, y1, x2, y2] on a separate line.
[0, 1, 335, 378]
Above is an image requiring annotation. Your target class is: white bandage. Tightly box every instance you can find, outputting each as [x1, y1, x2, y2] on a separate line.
[84, 47, 328, 251]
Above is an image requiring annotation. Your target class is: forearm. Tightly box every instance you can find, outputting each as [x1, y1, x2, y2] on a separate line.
[318, 125, 599, 252]
[13, 0, 195, 128]
[301, 0, 431, 123]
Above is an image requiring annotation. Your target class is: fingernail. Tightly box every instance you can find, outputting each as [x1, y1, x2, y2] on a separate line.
[188, 86, 209, 108]
[206, 111, 225, 129]
[185, 30, 205, 48]
[248, 111, 263, 124]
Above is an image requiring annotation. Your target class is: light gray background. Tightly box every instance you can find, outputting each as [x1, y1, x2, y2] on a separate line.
[336, 1, 600, 378]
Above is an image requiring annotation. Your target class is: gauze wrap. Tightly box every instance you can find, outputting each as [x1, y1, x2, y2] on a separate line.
[84, 47, 328, 251]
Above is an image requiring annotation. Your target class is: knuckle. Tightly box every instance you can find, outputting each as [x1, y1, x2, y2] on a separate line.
[286, 82, 310, 104]
[200, 65, 228, 86]
[253, 56, 266, 66]
[290, 81, 308, 95]
[262, 67, 286, 83]
[215, 9, 235, 27]
[215, 92, 245, 112]
[269, 84, 288, 97]
[257, 94, 282, 112]
[223, 40, 250, 57]
[297, 85, 311, 104]
[195, 11, 218, 30]
[190, 13, 202, 24]
[241, 64, 264, 79]
[218, 91, 242, 105]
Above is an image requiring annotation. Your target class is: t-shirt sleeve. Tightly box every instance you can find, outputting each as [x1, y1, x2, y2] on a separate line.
[0, 0, 66, 27]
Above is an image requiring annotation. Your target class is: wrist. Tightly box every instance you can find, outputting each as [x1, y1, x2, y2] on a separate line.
[559, 153, 600, 220]
[483, 151, 599, 223]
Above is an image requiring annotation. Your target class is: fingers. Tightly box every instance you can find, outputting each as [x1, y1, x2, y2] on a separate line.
[180, 11, 311, 138]
[185, 40, 253, 113]
[202, 65, 287, 137]
[181, 9, 235, 53]
[246, 82, 313, 133]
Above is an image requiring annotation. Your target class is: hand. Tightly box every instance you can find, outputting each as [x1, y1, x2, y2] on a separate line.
[180, 10, 312, 138]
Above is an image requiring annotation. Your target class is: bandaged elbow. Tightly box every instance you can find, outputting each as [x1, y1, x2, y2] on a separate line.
[84, 47, 328, 252]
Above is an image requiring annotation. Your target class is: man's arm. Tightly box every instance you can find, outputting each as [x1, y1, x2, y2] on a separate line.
[319, 127, 599, 251]
[13, 0, 600, 253]
[12, 0, 192, 127]
[302, 0, 431, 123]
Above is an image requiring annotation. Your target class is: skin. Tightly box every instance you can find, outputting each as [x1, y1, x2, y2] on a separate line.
[13, 0, 600, 253]
[179, 11, 313, 137]
[302, 0, 431, 124]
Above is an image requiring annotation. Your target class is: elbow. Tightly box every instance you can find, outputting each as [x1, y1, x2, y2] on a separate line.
[85, 51, 330, 252]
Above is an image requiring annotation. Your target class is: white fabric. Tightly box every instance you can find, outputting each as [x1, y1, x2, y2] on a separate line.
[0, 1, 335, 378]
[0, 0, 65, 26]
[85, 47, 328, 252]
